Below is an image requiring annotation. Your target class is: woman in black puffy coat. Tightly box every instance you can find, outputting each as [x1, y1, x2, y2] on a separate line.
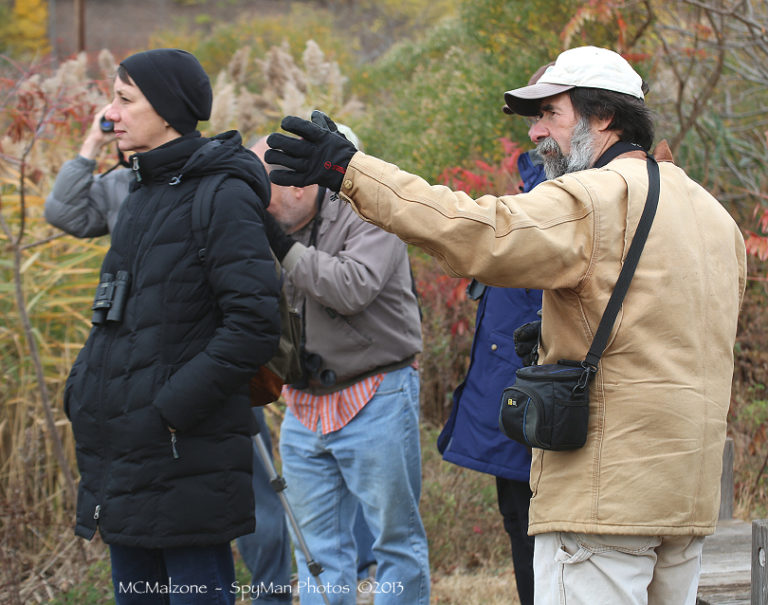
[63, 49, 280, 604]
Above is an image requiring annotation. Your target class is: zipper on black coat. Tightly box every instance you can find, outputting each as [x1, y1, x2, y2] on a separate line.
[93, 324, 117, 531]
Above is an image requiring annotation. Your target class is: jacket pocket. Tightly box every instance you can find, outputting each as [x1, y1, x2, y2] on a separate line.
[554, 532, 660, 602]
[489, 329, 520, 370]
[310, 308, 373, 352]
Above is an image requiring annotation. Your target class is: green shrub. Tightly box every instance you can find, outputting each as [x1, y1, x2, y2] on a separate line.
[148, 4, 359, 83]
[351, 0, 625, 180]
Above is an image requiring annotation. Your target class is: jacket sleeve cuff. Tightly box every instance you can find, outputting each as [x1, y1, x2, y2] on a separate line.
[74, 155, 98, 170]
[281, 241, 308, 273]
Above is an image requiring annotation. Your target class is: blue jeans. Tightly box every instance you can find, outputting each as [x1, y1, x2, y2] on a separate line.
[110, 542, 235, 604]
[353, 505, 376, 579]
[279, 366, 429, 605]
[236, 408, 293, 602]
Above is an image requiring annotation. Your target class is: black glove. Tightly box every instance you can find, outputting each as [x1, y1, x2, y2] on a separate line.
[513, 320, 541, 367]
[265, 113, 357, 192]
[262, 211, 296, 262]
[309, 109, 341, 133]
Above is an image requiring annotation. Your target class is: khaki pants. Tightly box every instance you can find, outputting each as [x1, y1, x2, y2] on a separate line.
[533, 532, 705, 605]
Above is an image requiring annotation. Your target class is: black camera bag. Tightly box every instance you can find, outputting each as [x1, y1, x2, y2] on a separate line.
[499, 153, 660, 451]
[500, 360, 593, 450]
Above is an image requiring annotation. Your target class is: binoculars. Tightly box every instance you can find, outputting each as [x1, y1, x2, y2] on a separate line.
[92, 271, 131, 325]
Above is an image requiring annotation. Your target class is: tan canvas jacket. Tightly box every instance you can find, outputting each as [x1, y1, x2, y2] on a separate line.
[339, 150, 746, 536]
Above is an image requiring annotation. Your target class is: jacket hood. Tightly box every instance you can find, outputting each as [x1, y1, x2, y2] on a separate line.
[183, 130, 270, 207]
[130, 130, 270, 207]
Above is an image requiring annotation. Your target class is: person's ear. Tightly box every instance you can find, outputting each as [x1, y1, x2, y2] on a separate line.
[593, 114, 614, 133]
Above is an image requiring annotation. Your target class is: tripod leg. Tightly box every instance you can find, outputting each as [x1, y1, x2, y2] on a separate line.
[253, 433, 332, 605]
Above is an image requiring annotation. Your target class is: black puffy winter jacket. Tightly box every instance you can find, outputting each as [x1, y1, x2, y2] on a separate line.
[64, 130, 281, 548]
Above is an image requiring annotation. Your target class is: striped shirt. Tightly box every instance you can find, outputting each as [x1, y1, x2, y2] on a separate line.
[282, 374, 384, 434]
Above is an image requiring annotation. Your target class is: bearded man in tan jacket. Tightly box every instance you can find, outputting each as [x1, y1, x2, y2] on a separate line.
[265, 46, 746, 605]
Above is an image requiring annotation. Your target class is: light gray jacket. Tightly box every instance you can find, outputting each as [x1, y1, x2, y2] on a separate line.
[44, 156, 132, 236]
[281, 190, 422, 393]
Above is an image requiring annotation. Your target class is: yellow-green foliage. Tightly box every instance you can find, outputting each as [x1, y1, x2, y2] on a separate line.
[3, 0, 51, 57]
[148, 4, 359, 84]
[353, 0, 457, 24]
[353, 0, 642, 180]
[147, 0, 462, 142]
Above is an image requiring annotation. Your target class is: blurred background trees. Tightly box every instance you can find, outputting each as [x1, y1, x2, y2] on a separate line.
[0, 0, 51, 57]
[1, 0, 767, 601]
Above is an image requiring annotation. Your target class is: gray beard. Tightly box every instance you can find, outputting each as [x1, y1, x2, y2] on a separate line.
[537, 116, 595, 179]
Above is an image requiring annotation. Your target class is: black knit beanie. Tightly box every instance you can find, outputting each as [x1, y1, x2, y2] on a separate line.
[120, 49, 212, 135]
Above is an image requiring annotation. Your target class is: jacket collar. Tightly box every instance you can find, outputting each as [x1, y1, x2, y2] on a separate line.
[592, 139, 677, 168]
[128, 132, 206, 184]
[295, 188, 341, 245]
[593, 141, 647, 168]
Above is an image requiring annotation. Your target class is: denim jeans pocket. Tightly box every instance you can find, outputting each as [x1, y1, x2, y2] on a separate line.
[376, 365, 418, 398]
[405, 366, 419, 404]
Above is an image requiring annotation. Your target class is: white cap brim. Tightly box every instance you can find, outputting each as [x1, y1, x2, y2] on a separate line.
[502, 46, 645, 116]
[503, 83, 574, 116]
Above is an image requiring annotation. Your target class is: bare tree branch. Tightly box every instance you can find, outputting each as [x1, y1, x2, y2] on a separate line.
[669, 8, 727, 151]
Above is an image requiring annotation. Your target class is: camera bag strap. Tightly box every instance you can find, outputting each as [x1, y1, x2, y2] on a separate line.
[581, 153, 661, 376]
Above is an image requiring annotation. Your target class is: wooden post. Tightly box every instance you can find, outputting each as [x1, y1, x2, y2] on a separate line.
[753, 519, 768, 605]
[49, 0, 57, 61]
[74, 0, 85, 53]
[720, 437, 734, 520]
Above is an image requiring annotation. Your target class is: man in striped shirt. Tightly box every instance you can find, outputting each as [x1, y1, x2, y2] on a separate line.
[252, 135, 429, 605]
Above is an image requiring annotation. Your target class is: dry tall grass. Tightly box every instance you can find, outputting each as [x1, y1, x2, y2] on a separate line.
[0, 48, 118, 600]
[431, 569, 520, 605]
[208, 39, 364, 145]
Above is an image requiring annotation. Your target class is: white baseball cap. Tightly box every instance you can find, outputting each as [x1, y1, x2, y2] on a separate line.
[503, 46, 645, 116]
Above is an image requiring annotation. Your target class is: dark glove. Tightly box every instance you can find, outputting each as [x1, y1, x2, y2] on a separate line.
[262, 211, 296, 262]
[265, 112, 357, 192]
[513, 320, 541, 366]
[309, 109, 341, 133]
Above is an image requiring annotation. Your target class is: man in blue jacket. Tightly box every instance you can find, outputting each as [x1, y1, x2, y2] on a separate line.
[437, 149, 545, 605]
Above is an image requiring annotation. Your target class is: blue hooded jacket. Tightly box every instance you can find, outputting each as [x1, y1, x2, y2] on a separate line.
[437, 150, 546, 481]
